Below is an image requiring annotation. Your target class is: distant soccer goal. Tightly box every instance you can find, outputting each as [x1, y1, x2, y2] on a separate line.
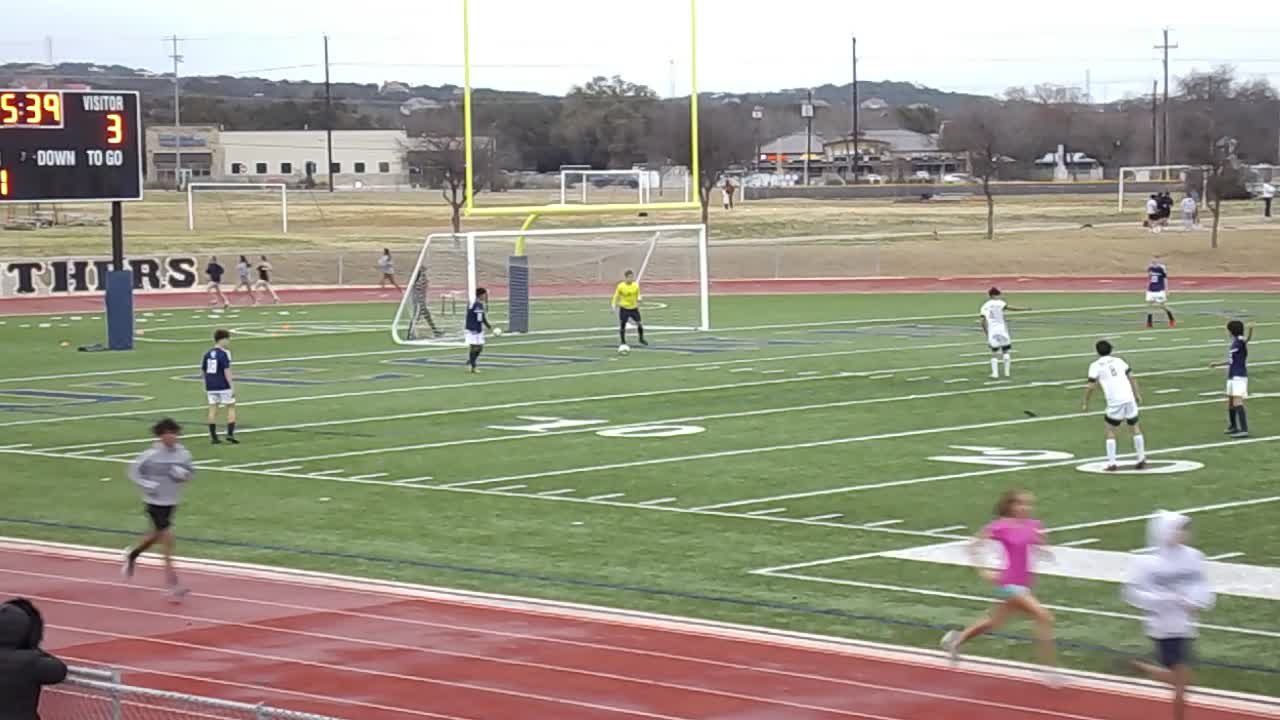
[1117, 166, 1206, 213]
[187, 182, 288, 232]
[391, 224, 710, 346]
[559, 168, 652, 206]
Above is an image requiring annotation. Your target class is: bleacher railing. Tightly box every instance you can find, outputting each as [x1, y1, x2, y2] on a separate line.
[40, 666, 346, 720]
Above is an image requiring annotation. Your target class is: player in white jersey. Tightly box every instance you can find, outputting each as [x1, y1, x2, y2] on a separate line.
[1082, 340, 1147, 471]
[979, 288, 1029, 379]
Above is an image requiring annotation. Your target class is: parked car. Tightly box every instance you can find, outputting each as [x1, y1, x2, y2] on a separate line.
[863, 174, 885, 185]
[943, 173, 978, 184]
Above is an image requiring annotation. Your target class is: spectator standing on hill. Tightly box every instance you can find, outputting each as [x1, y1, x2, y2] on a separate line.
[1145, 195, 1161, 233]
[1261, 182, 1275, 218]
[722, 178, 736, 209]
[0, 597, 67, 720]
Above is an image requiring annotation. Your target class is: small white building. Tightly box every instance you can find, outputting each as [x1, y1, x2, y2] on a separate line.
[221, 129, 409, 188]
[146, 126, 410, 188]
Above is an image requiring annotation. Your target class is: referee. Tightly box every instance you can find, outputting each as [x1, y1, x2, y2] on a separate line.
[121, 418, 195, 602]
[612, 269, 647, 347]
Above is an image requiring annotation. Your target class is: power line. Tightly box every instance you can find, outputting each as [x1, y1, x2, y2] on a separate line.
[1155, 28, 1179, 164]
[168, 35, 185, 187]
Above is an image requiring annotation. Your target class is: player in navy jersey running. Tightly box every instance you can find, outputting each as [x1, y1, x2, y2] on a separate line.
[465, 288, 495, 373]
[1145, 257, 1175, 328]
[202, 329, 238, 444]
[205, 256, 230, 309]
[1210, 320, 1253, 438]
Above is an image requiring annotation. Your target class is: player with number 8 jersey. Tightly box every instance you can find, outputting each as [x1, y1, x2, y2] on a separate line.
[202, 329, 238, 444]
[1083, 340, 1147, 471]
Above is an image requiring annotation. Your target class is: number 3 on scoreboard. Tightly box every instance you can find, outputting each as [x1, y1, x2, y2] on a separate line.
[106, 113, 123, 145]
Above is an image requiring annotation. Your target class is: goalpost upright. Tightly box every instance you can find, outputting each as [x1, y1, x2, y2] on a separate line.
[187, 182, 288, 232]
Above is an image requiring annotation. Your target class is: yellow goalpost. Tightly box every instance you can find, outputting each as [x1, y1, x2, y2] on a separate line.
[460, 0, 703, 240]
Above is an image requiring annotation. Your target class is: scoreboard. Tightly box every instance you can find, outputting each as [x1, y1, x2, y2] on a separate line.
[0, 89, 143, 203]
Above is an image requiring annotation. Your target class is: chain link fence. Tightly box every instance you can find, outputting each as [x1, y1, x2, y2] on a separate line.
[40, 667, 347, 720]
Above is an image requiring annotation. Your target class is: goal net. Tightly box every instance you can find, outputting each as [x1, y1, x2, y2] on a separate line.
[391, 224, 709, 346]
[187, 182, 288, 232]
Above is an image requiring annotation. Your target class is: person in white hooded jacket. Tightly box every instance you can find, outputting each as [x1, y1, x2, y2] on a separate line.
[1122, 511, 1215, 720]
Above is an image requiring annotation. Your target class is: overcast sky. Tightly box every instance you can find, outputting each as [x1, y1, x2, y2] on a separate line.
[7, 0, 1280, 102]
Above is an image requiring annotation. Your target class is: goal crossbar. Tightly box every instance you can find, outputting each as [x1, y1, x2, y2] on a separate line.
[187, 182, 288, 232]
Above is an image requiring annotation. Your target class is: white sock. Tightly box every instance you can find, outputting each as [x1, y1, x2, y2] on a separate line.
[1003, 353, 1012, 376]
[1106, 438, 1117, 465]
[1133, 434, 1146, 462]
[990, 358, 999, 377]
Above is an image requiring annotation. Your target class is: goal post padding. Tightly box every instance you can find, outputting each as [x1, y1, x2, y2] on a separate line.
[390, 224, 709, 346]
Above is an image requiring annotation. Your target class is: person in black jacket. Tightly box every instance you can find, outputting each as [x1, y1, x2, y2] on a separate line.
[0, 598, 67, 720]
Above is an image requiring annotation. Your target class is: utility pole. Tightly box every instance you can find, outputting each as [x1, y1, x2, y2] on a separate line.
[1154, 28, 1178, 164]
[168, 36, 185, 189]
[802, 89, 815, 186]
[849, 35, 859, 182]
[323, 34, 335, 192]
[1151, 80, 1159, 165]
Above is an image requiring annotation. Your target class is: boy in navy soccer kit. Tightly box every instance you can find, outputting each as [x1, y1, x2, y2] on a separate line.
[465, 288, 494, 373]
[1145, 258, 1175, 328]
[1211, 320, 1253, 438]
[202, 329, 238, 443]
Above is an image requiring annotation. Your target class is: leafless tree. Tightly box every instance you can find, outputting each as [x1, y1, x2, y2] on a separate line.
[941, 104, 1037, 239]
[649, 102, 756, 225]
[1173, 66, 1276, 247]
[402, 110, 493, 233]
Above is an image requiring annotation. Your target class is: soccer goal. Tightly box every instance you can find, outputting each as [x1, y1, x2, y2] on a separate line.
[559, 168, 655, 206]
[187, 182, 288, 232]
[1117, 166, 1207, 213]
[391, 224, 710, 346]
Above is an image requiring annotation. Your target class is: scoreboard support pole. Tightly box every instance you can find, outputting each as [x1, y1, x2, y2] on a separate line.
[104, 201, 134, 351]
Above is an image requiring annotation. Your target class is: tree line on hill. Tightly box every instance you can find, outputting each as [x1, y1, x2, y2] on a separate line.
[943, 66, 1278, 247]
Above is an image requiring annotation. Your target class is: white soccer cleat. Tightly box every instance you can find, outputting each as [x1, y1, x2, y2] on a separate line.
[618, 343, 630, 355]
[941, 631, 960, 665]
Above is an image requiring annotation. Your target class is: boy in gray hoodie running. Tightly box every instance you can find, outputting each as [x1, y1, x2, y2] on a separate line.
[1123, 511, 1215, 720]
[122, 418, 195, 601]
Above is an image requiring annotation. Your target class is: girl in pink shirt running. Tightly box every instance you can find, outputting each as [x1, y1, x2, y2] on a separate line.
[942, 488, 1060, 683]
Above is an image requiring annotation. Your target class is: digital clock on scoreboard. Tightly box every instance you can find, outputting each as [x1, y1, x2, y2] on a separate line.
[0, 89, 143, 203]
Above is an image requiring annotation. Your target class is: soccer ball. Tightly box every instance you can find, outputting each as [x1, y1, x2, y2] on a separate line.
[618, 343, 630, 355]
[492, 327, 503, 336]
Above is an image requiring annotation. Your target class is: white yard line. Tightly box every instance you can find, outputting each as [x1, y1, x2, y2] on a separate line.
[450, 396, 1259, 496]
[179, 359, 1280, 474]
[392, 477, 432, 485]
[925, 525, 966, 534]
[751, 573, 1280, 640]
[491, 484, 527, 492]
[347, 472, 389, 480]
[587, 492, 625, 501]
[536, 488, 577, 496]
[803, 513, 844, 522]
[864, 519, 903, 527]
[745, 508, 788, 516]
[636, 497, 678, 506]
[1047, 494, 1280, 534]
[1207, 552, 1245, 561]
[4, 306, 1256, 430]
[693, 431, 1280, 511]
[1061, 538, 1101, 547]
[0, 446, 970, 541]
[308, 469, 345, 476]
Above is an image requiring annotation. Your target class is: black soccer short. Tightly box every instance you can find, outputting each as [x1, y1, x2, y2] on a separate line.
[1153, 637, 1193, 668]
[619, 308, 642, 324]
[145, 504, 176, 532]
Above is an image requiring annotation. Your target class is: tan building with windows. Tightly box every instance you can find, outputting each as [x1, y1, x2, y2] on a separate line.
[145, 127, 410, 188]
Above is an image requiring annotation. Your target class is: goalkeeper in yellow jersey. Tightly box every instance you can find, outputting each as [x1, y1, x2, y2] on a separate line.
[612, 269, 647, 346]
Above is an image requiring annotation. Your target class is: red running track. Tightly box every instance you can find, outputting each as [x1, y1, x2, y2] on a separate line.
[2, 540, 1277, 720]
[2, 275, 1278, 315]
